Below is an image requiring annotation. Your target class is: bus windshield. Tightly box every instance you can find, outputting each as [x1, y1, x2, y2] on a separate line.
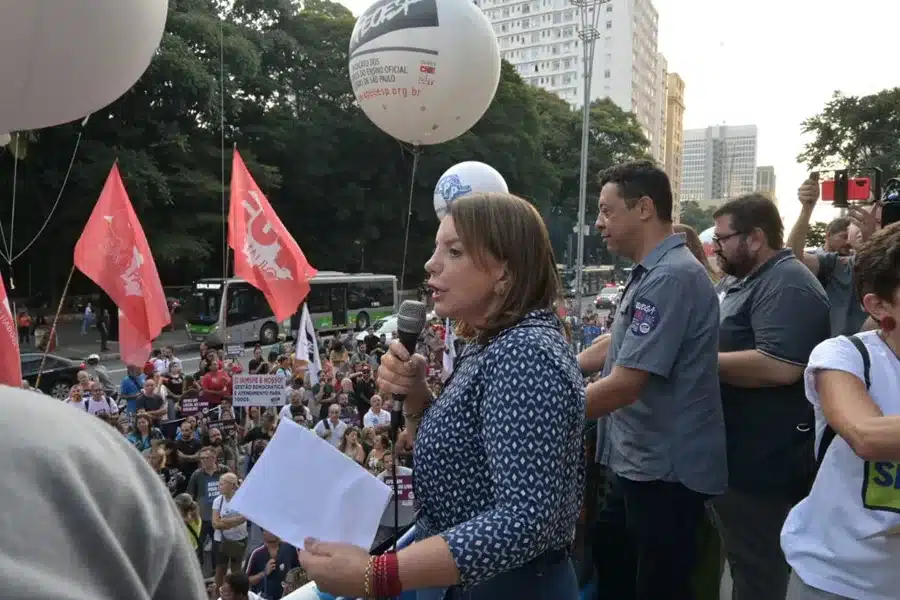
[187, 282, 224, 325]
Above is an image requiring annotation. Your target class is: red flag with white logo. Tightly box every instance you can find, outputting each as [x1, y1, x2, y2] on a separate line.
[74, 164, 170, 366]
[0, 274, 22, 386]
[228, 149, 317, 322]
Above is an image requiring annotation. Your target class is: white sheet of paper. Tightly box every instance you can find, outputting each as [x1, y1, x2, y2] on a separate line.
[229, 417, 391, 550]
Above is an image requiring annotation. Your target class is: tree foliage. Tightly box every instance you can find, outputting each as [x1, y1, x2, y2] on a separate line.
[0, 0, 649, 299]
[805, 221, 828, 249]
[798, 88, 900, 180]
[679, 201, 717, 234]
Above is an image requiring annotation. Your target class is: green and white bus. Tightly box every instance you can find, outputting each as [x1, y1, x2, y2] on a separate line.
[184, 271, 398, 346]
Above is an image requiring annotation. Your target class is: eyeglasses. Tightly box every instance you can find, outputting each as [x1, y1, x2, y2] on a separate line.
[712, 231, 743, 247]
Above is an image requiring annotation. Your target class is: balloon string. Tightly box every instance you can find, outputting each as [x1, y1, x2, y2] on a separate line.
[0, 136, 15, 262]
[10, 117, 89, 263]
[398, 146, 421, 295]
[7, 133, 20, 261]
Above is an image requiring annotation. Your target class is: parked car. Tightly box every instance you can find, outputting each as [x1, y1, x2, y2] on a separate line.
[20, 352, 84, 399]
[355, 315, 398, 343]
[595, 287, 620, 310]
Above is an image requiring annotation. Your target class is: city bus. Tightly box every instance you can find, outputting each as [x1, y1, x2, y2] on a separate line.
[184, 271, 398, 346]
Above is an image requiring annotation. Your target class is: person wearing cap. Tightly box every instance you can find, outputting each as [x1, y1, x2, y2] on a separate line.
[85, 353, 116, 396]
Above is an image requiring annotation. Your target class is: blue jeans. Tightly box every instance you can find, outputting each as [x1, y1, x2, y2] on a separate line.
[416, 554, 578, 600]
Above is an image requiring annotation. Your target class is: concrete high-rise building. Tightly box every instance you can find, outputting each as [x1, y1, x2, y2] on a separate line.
[474, 0, 666, 160]
[663, 72, 685, 220]
[653, 53, 667, 163]
[680, 124, 758, 204]
[756, 166, 776, 198]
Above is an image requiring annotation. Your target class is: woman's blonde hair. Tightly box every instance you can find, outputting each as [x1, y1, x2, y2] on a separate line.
[673, 223, 716, 280]
[448, 192, 562, 341]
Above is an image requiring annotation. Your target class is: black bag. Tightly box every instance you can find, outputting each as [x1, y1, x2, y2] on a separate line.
[219, 538, 247, 561]
[816, 335, 871, 467]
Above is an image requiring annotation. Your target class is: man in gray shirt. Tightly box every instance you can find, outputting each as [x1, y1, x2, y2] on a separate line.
[711, 193, 830, 600]
[1, 387, 206, 600]
[579, 160, 727, 600]
[787, 178, 880, 335]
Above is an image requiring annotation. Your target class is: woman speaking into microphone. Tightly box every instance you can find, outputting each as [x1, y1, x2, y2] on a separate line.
[298, 192, 586, 599]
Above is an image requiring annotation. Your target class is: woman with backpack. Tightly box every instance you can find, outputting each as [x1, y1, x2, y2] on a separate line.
[781, 222, 900, 599]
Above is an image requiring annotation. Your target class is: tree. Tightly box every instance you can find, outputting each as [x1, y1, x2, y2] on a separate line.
[0, 0, 659, 300]
[805, 221, 828, 249]
[679, 201, 717, 234]
[798, 88, 900, 181]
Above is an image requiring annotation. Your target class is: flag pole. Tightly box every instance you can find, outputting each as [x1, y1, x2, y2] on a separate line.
[35, 264, 75, 390]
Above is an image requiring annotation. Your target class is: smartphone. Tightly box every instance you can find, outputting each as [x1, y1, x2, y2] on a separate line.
[822, 177, 871, 204]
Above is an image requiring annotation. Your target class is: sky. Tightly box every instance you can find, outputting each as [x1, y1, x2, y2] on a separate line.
[339, 0, 899, 227]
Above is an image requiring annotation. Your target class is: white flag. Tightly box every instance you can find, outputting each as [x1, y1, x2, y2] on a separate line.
[442, 317, 456, 376]
[297, 304, 322, 385]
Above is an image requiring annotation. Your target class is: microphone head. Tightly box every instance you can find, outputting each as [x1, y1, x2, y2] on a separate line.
[397, 300, 428, 336]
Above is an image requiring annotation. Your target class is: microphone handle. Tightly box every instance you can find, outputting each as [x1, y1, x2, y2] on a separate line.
[391, 329, 420, 440]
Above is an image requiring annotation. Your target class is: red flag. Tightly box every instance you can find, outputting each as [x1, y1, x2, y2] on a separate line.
[0, 274, 22, 386]
[74, 164, 170, 366]
[228, 149, 317, 321]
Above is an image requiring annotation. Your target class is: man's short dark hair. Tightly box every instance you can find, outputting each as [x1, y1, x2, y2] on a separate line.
[713, 193, 784, 250]
[224, 571, 251, 595]
[826, 217, 852, 236]
[597, 160, 673, 222]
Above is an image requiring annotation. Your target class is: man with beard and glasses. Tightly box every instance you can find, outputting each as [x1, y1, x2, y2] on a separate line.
[578, 160, 727, 600]
[711, 193, 831, 600]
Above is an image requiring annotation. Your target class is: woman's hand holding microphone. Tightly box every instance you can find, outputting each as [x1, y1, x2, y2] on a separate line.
[376, 340, 432, 417]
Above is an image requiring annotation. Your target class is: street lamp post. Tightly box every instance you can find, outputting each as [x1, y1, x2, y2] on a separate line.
[570, 0, 607, 324]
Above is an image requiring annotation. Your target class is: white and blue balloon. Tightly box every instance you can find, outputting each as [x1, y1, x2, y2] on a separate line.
[433, 161, 508, 219]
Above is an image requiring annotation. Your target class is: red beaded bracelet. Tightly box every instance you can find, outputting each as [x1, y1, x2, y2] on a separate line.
[371, 552, 402, 598]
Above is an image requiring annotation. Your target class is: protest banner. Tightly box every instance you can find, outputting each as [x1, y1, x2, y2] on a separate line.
[382, 474, 414, 507]
[232, 374, 287, 407]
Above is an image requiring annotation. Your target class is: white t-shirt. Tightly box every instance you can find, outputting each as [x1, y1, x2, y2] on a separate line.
[781, 332, 900, 600]
[86, 396, 118, 418]
[278, 404, 312, 422]
[314, 419, 347, 449]
[212, 494, 247, 542]
[363, 408, 391, 429]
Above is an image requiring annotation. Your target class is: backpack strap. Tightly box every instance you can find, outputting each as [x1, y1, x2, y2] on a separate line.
[817, 335, 871, 466]
[846, 335, 871, 389]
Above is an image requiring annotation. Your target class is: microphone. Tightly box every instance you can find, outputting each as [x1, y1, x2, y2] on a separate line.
[392, 300, 428, 436]
[388, 300, 427, 552]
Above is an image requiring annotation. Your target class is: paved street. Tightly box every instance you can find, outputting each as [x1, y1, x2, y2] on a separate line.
[21, 316, 198, 363]
[99, 343, 279, 378]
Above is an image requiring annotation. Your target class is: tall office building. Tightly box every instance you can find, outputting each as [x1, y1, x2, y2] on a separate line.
[474, 0, 666, 160]
[755, 166, 776, 198]
[681, 124, 758, 206]
[663, 72, 685, 219]
[653, 53, 667, 163]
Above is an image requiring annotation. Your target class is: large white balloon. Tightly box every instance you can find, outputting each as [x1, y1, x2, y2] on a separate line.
[0, 133, 9, 147]
[0, 1, 168, 132]
[348, 0, 500, 145]
[434, 161, 508, 219]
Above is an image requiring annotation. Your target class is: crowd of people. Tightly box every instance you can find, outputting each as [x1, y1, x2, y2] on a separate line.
[18, 318, 455, 600]
[577, 163, 899, 600]
[15, 163, 900, 600]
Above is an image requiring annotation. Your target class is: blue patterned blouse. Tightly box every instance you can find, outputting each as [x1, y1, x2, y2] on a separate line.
[413, 310, 585, 589]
